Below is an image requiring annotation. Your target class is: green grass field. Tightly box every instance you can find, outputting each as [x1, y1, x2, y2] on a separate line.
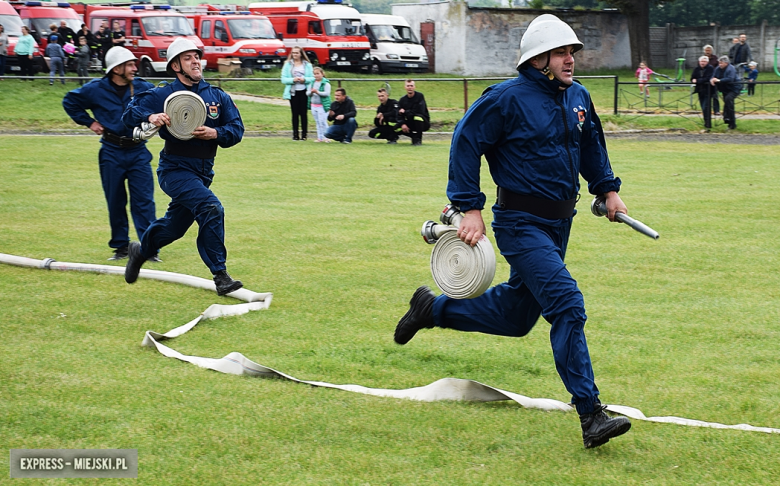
[1, 135, 780, 484]
[3, 68, 779, 134]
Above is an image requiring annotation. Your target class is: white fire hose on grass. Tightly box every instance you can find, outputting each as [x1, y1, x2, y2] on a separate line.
[2, 252, 777, 435]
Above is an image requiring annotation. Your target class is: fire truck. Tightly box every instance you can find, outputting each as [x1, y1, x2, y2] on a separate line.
[0, 0, 45, 74]
[247, 0, 370, 71]
[173, 5, 286, 71]
[83, 4, 205, 77]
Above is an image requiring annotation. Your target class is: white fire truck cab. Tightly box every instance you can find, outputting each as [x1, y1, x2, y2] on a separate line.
[248, 0, 369, 71]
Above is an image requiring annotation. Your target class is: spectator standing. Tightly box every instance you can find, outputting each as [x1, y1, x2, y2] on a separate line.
[76, 36, 91, 85]
[47, 23, 58, 44]
[63, 47, 158, 261]
[45, 34, 66, 85]
[691, 55, 714, 130]
[0, 24, 8, 77]
[57, 20, 76, 46]
[307, 66, 331, 143]
[733, 33, 752, 66]
[325, 87, 357, 144]
[78, 23, 98, 60]
[122, 38, 245, 296]
[703, 45, 720, 114]
[281, 46, 313, 141]
[397, 79, 430, 146]
[711, 55, 742, 130]
[394, 13, 632, 449]
[745, 61, 758, 96]
[110, 21, 125, 52]
[95, 20, 111, 68]
[15, 26, 35, 80]
[368, 88, 399, 144]
[728, 37, 739, 63]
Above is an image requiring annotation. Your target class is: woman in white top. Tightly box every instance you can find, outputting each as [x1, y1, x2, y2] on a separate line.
[281, 46, 314, 141]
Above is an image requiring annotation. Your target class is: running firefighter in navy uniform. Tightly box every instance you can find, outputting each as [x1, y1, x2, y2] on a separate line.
[122, 37, 246, 296]
[62, 46, 158, 262]
[394, 14, 632, 448]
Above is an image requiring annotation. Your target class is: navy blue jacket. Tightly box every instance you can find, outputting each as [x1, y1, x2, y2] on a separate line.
[447, 68, 620, 213]
[123, 79, 243, 150]
[713, 64, 742, 94]
[63, 76, 155, 141]
[122, 79, 244, 179]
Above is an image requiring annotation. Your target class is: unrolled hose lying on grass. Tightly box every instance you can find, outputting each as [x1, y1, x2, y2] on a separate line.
[2, 252, 778, 435]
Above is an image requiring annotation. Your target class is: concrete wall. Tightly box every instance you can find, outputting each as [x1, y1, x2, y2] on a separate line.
[392, 1, 630, 76]
[652, 22, 779, 72]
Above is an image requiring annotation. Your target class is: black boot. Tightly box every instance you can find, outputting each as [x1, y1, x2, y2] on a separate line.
[580, 404, 631, 448]
[124, 241, 145, 284]
[213, 270, 243, 296]
[394, 286, 435, 345]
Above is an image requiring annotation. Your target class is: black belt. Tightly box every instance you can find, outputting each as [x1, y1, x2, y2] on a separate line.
[496, 187, 578, 220]
[102, 132, 142, 148]
[164, 141, 217, 159]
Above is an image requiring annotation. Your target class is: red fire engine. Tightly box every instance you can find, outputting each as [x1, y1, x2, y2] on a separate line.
[83, 4, 205, 77]
[248, 0, 370, 71]
[174, 5, 286, 71]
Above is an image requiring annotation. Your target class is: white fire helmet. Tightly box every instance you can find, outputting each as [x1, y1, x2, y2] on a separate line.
[517, 14, 584, 68]
[105, 47, 137, 74]
[166, 37, 203, 76]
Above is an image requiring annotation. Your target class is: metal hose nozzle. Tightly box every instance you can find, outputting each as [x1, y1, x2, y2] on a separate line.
[591, 196, 659, 240]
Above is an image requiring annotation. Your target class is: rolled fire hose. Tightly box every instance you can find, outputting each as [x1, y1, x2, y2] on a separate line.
[132, 91, 208, 142]
[1, 252, 778, 434]
[421, 205, 496, 299]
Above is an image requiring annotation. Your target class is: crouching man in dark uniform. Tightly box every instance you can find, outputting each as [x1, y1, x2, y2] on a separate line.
[62, 46, 158, 262]
[394, 15, 632, 448]
[122, 37, 245, 296]
[397, 79, 430, 146]
[367, 87, 399, 144]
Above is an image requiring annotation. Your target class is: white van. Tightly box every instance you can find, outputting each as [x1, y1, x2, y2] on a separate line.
[360, 14, 428, 74]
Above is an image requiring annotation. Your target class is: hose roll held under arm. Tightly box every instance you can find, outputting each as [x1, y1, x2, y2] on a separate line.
[421, 204, 496, 299]
[132, 91, 208, 142]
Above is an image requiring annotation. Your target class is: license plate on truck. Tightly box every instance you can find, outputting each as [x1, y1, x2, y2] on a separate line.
[336, 61, 350, 66]
[405, 63, 419, 68]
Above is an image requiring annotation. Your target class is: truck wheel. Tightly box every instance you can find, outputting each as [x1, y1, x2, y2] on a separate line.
[371, 61, 382, 75]
[140, 59, 155, 78]
[306, 53, 319, 67]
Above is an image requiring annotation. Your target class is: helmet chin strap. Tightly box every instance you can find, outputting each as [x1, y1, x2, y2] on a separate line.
[173, 58, 200, 84]
[540, 52, 554, 80]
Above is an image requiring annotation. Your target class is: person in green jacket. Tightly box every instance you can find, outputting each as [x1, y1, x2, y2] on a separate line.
[307, 66, 331, 142]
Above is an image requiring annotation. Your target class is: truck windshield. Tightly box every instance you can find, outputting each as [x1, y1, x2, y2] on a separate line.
[394, 25, 419, 44]
[227, 18, 276, 40]
[369, 24, 418, 43]
[323, 18, 362, 36]
[31, 17, 81, 34]
[141, 16, 194, 36]
[0, 14, 24, 36]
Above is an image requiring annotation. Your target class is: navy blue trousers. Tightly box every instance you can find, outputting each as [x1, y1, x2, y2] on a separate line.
[432, 212, 600, 415]
[98, 143, 156, 250]
[139, 166, 227, 274]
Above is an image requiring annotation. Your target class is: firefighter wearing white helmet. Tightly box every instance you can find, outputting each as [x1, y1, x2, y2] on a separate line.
[122, 37, 246, 297]
[395, 14, 633, 449]
[62, 46, 159, 262]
